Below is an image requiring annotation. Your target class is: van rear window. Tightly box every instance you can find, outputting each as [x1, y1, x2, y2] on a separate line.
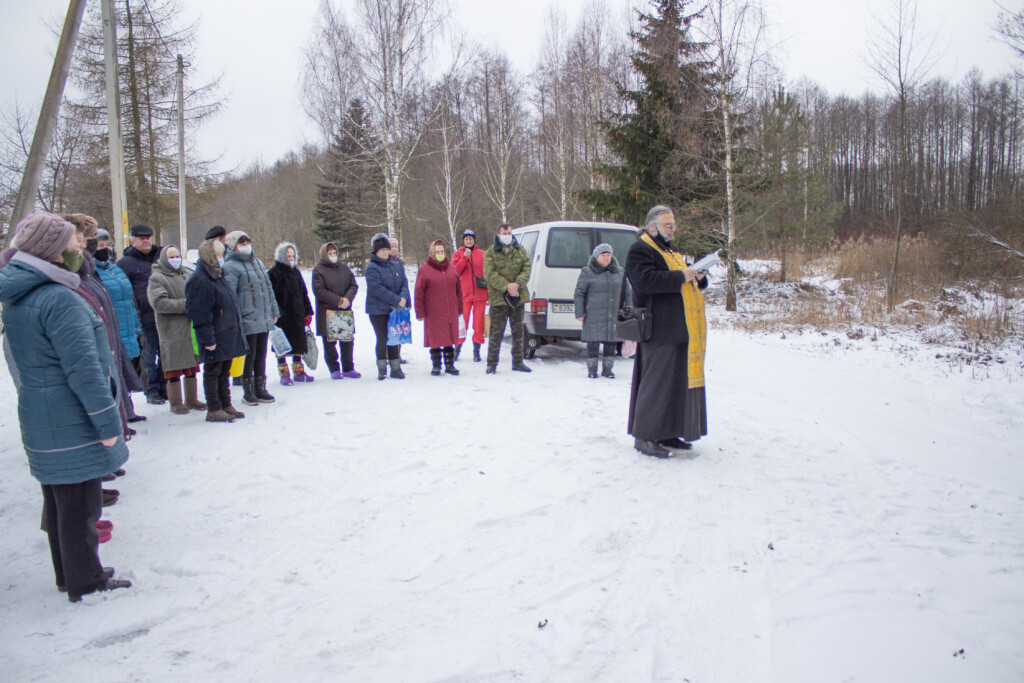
[545, 228, 593, 268]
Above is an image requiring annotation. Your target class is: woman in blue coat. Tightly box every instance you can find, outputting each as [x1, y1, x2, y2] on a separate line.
[185, 239, 249, 423]
[364, 233, 410, 380]
[0, 212, 131, 602]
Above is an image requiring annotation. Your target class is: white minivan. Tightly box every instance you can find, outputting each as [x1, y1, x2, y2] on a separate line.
[512, 220, 638, 358]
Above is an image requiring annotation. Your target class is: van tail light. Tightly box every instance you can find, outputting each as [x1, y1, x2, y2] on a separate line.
[530, 298, 547, 314]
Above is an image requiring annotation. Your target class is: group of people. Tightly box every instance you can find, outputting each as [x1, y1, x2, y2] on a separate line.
[0, 202, 710, 603]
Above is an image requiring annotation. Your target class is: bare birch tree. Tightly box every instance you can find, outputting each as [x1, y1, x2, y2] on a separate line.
[469, 52, 525, 224]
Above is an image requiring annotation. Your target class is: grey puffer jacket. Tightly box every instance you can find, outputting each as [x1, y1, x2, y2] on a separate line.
[223, 248, 280, 336]
[573, 255, 630, 343]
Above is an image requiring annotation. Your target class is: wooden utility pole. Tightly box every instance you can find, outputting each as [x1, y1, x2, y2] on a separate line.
[7, 0, 87, 237]
[176, 54, 188, 253]
[102, 0, 130, 247]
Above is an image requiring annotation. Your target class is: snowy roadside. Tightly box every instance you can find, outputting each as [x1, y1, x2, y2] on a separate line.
[0, 271, 1021, 682]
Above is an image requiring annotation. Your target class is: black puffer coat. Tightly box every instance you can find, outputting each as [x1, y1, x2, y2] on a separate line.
[185, 251, 249, 364]
[267, 242, 313, 354]
[117, 244, 163, 328]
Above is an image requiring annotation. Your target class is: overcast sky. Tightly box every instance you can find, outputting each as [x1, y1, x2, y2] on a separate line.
[1, 0, 1017, 175]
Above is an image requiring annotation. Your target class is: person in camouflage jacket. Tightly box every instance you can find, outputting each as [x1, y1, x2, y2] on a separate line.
[482, 223, 532, 373]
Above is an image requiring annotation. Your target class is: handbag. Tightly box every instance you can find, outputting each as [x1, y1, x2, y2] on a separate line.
[326, 309, 355, 342]
[475, 275, 488, 289]
[269, 326, 292, 357]
[387, 308, 413, 345]
[613, 273, 652, 342]
[303, 327, 319, 370]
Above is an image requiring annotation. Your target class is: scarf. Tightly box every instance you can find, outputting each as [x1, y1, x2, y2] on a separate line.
[640, 231, 707, 389]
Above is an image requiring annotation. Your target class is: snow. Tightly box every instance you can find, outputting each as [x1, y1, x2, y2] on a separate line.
[1, 269, 1023, 682]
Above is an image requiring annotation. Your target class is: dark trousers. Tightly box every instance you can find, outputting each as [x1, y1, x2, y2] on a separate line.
[142, 324, 166, 397]
[586, 342, 616, 358]
[41, 478, 105, 596]
[487, 304, 524, 365]
[202, 359, 233, 411]
[369, 314, 400, 360]
[242, 332, 269, 379]
[322, 338, 355, 372]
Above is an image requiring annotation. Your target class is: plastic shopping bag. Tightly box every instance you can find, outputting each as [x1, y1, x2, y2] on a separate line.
[387, 308, 413, 345]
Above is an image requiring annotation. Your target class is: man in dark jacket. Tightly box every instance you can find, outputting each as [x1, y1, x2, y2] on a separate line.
[483, 223, 532, 374]
[625, 205, 709, 458]
[118, 224, 166, 403]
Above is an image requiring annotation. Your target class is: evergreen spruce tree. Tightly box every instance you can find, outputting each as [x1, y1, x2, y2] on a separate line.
[314, 99, 382, 261]
[578, 0, 719, 233]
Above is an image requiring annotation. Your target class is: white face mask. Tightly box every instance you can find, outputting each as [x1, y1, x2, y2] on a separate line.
[237, 245, 252, 255]
[499, 234, 513, 246]
[288, 258, 296, 267]
[167, 257, 182, 270]
[328, 254, 339, 264]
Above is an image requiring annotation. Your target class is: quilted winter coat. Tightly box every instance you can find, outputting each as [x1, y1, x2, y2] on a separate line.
[223, 248, 280, 336]
[0, 252, 129, 485]
[364, 253, 410, 315]
[147, 250, 198, 372]
[185, 258, 249, 364]
[268, 242, 314, 352]
[414, 256, 463, 348]
[118, 244, 162, 328]
[310, 243, 358, 338]
[94, 256, 142, 358]
[573, 256, 630, 343]
[452, 245, 488, 303]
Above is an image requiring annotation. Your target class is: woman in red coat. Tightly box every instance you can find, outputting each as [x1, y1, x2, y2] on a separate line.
[414, 239, 463, 376]
[451, 229, 488, 361]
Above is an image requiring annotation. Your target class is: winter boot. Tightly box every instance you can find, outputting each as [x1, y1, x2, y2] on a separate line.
[473, 342, 482, 362]
[232, 376, 242, 387]
[455, 342, 463, 360]
[223, 404, 246, 420]
[511, 360, 532, 373]
[486, 364, 497, 374]
[443, 346, 459, 375]
[292, 361, 314, 383]
[586, 358, 599, 379]
[183, 375, 206, 410]
[167, 380, 191, 414]
[430, 348, 442, 376]
[278, 361, 294, 386]
[241, 377, 260, 406]
[377, 359, 388, 380]
[601, 357, 615, 379]
[389, 359, 405, 379]
[254, 376, 276, 403]
[206, 409, 235, 423]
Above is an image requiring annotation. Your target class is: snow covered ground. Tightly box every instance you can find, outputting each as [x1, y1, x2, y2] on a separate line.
[1, 269, 1023, 682]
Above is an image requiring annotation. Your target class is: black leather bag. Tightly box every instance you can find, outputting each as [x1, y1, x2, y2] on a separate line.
[475, 275, 488, 289]
[613, 274, 652, 342]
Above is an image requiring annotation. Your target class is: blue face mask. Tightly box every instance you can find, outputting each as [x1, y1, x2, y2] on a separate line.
[216, 257, 225, 267]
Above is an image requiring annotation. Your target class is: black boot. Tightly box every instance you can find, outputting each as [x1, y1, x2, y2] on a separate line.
[586, 358, 599, 378]
[455, 343, 462, 360]
[601, 357, 615, 379]
[511, 360, 532, 373]
[240, 377, 259, 406]
[430, 348, 442, 376]
[254, 376, 276, 403]
[443, 346, 459, 375]
[473, 342, 482, 362]
[377, 359, 388, 380]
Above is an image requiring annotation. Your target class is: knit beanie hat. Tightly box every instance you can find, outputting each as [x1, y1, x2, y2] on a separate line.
[592, 243, 613, 258]
[11, 212, 76, 263]
[96, 228, 111, 241]
[371, 233, 391, 254]
[225, 230, 249, 250]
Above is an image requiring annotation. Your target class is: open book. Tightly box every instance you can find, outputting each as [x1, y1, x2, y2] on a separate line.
[691, 250, 722, 272]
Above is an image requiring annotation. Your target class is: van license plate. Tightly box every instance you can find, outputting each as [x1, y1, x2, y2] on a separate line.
[551, 303, 574, 313]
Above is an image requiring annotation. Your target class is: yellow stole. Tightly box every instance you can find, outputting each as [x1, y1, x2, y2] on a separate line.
[640, 232, 707, 389]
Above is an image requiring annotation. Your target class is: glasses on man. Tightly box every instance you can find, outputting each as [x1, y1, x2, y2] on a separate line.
[658, 222, 677, 229]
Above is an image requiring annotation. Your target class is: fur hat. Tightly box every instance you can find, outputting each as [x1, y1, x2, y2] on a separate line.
[592, 243, 613, 258]
[225, 230, 249, 250]
[371, 233, 391, 254]
[11, 212, 76, 263]
[205, 225, 227, 240]
[129, 224, 153, 238]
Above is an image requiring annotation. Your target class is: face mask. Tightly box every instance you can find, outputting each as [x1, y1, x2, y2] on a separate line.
[85, 238, 98, 254]
[328, 255, 339, 264]
[216, 257, 225, 267]
[237, 245, 252, 255]
[499, 234, 513, 246]
[168, 257, 182, 270]
[61, 250, 83, 273]
[434, 253, 445, 262]
[288, 259, 297, 267]
[93, 248, 110, 262]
